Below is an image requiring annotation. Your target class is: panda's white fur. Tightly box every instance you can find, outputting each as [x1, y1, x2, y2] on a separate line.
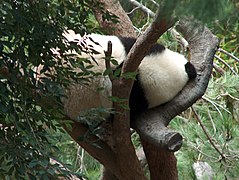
[63, 31, 126, 64]
[62, 31, 123, 121]
[138, 49, 188, 108]
[62, 31, 196, 122]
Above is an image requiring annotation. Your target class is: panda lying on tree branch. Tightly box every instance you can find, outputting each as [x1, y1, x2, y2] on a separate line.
[63, 30, 197, 125]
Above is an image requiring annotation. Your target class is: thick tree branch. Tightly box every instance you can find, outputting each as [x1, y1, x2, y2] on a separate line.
[141, 139, 178, 180]
[137, 120, 183, 152]
[130, 17, 219, 180]
[62, 1, 218, 179]
[63, 121, 123, 178]
[133, 18, 219, 149]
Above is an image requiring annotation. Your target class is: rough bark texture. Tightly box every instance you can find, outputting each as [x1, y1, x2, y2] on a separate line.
[93, 0, 136, 37]
[141, 139, 178, 180]
[111, 79, 147, 180]
[135, 121, 183, 152]
[100, 168, 119, 180]
[93, 1, 146, 179]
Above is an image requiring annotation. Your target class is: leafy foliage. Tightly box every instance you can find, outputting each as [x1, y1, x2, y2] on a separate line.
[171, 74, 239, 179]
[171, 18, 239, 179]
[0, 0, 98, 178]
[54, 131, 101, 180]
[121, 0, 238, 34]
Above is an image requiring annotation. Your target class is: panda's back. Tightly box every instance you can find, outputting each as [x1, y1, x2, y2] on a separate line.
[135, 48, 189, 109]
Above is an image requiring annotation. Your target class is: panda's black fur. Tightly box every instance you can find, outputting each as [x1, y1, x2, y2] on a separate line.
[118, 36, 166, 55]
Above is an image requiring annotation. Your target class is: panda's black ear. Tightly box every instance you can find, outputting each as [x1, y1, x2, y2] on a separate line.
[185, 62, 197, 79]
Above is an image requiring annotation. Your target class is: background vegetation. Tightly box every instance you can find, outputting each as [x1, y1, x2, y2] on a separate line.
[0, 0, 238, 179]
[0, 0, 93, 179]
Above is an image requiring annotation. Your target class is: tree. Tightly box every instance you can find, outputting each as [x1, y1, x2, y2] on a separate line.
[0, 0, 238, 179]
[63, 0, 221, 179]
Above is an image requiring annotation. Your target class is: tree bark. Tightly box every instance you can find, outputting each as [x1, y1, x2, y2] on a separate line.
[63, 121, 121, 178]
[93, 0, 136, 37]
[100, 168, 119, 180]
[141, 139, 178, 180]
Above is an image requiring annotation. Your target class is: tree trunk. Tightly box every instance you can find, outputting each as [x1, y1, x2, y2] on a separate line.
[141, 138, 178, 180]
[100, 167, 119, 180]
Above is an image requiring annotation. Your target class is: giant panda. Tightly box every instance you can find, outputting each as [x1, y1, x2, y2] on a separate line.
[62, 31, 197, 124]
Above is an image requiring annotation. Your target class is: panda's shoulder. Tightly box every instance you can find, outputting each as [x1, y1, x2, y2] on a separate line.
[117, 36, 136, 54]
[147, 43, 166, 56]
